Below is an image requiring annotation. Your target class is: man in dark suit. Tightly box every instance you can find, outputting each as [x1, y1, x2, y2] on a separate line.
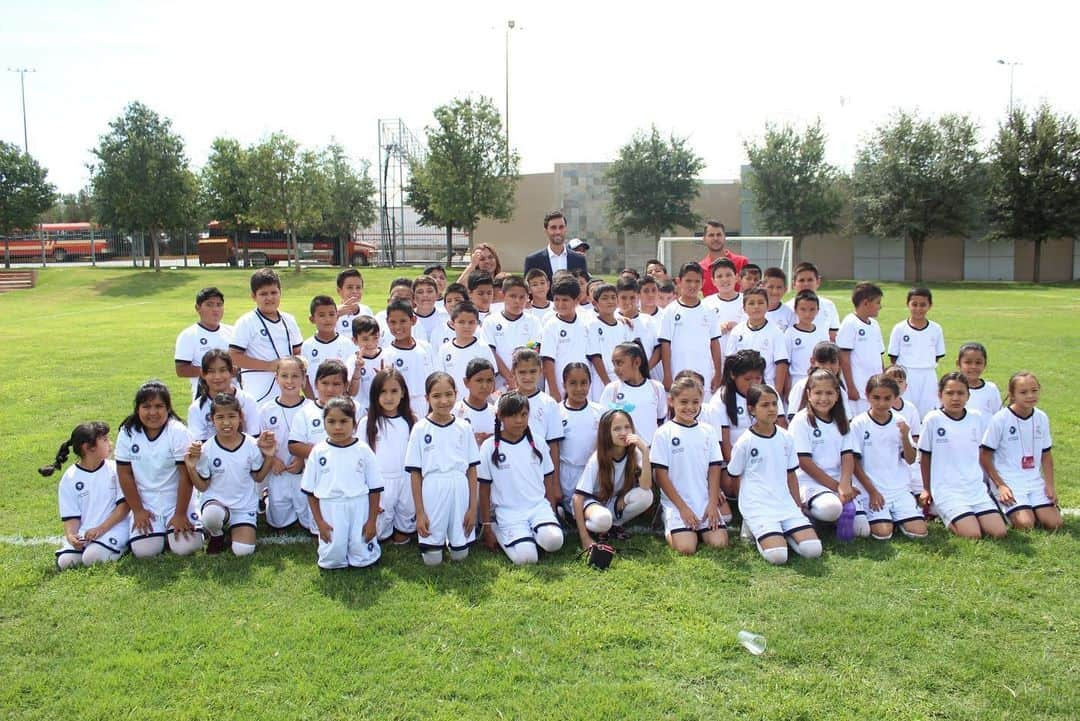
[523, 210, 588, 297]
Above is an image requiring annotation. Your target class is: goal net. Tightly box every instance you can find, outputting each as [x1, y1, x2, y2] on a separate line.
[656, 236, 793, 283]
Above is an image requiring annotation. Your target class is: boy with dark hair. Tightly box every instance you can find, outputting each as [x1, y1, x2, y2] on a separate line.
[301, 295, 358, 397]
[483, 275, 541, 391]
[703, 257, 744, 335]
[615, 275, 662, 382]
[740, 263, 762, 289]
[658, 262, 723, 397]
[586, 282, 634, 399]
[657, 279, 677, 309]
[784, 261, 839, 342]
[541, 277, 591, 401]
[466, 270, 495, 321]
[335, 268, 374, 335]
[439, 302, 497, 394]
[525, 268, 553, 321]
[762, 267, 795, 331]
[230, 269, 304, 402]
[347, 315, 385, 417]
[837, 282, 885, 415]
[638, 275, 661, 317]
[175, 286, 233, 398]
[412, 275, 442, 342]
[382, 298, 435, 415]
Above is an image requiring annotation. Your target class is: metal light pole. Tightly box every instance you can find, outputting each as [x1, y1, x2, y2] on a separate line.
[504, 20, 516, 165]
[7, 67, 36, 153]
[996, 59, 1020, 113]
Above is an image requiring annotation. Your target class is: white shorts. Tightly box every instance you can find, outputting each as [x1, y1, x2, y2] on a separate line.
[904, 369, 937, 426]
[419, 472, 474, 552]
[55, 537, 126, 563]
[907, 460, 923, 495]
[863, 489, 924, 526]
[559, 462, 585, 509]
[933, 491, 1001, 528]
[266, 470, 315, 532]
[128, 500, 201, 542]
[799, 482, 839, 507]
[494, 500, 561, 549]
[991, 484, 1055, 515]
[376, 473, 417, 538]
[200, 498, 258, 530]
[661, 502, 726, 536]
[315, 495, 381, 569]
[744, 513, 813, 543]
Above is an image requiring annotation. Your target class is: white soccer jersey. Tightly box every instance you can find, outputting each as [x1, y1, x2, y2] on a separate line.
[598, 378, 667, 446]
[186, 387, 261, 442]
[789, 409, 853, 487]
[576, 304, 597, 324]
[575, 448, 643, 514]
[404, 416, 482, 479]
[658, 300, 722, 390]
[981, 407, 1052, 492]
[558, 401, 605, 468]
[540, 313, 590, 398]
[784, 295, 841, 332]
[483, 311, 542, 389]
[359, 414, 412, 485]
[616, 311, 660, 362]
[765, 303, 796, 332]
[300, 438, 382, 500]
[787, 377, 852, 421]
[453, 398, 496, 438]
[438, 337, 498, 398]
[114, 419, 191, 512]
[346, 349, 387, 417]
[301, 333, 357, 389]
[585, 316, 635, 400]
[650, 420, 723, 517]
[478, 434, 554, 515]
[174, 322, 234, 397]
[336, 303, 375, 336]
[785, 324, 830, 385]
[383, 339, 436, 415]
[713, 389, 754, 448]
[894, 398, 922, 438]
[526, 390, 564, 444]
[728, 426, 802, 521]
[725, 320, 790, 386]
[419, 310, 450, 347]
[528, 301, 553, 323]
[289, 402, 332, 449]
[428, 318, 489, 351]
[836, 314, 884, 399]
[704, 293, 745, 331]
[966, 380, 1002, 418]
[414, 308, 444, 345]
[850, 411, 911, 497]
[918, 409, 989, 500]
[888, 320, 945, 369]
[195, 434, 265, 511]
[231, 309, 303, 402]
[259, 397, 312, 464]
[58, 460, 128, 540]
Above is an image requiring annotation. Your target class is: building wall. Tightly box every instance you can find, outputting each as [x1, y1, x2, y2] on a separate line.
[473, 172, 555, 274]
[1013, 238, 1075, 282]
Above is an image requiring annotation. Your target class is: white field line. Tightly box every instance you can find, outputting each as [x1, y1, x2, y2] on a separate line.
[3, 510, 1078, 547]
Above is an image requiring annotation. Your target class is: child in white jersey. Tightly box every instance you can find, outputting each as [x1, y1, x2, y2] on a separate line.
[301, 295, 357, 398]
[438, 301, 497, 395]
[979, 371, 1062, 531]
[479, 392, 565, 565]
[573, 410, 654, 548]
[850, 375, 927, 541]
[40, 421, 130, 569]
[230, 268, 304, 403]
[513, 349, 564, 494]
[957, 342, 1001, 417]
[650, 377, 729, 555]
[599, 342, 667, 447]
[785, 291, 830, 391]
[346, 315, 386, 419]
[659, 262, 723, 398]
[185, 394, 276, 555]
[174, 286, 233, 398]
[837, 282, 884, 416]
[762, 267, 796, 331]
[785, 262, 840, 342]
[115, 381, 202, 558]
[727, 384, 822, 565]
[360, 368, 417, 544]
[483, 275, 542, 391]
[260, 357, 314, 533]
[557, 363, 604, 516]
[383, 299, 436, 416]
[726, 287, 789, 394]
[288, 360, 350, 461]
[881, 365, 924, 498]
[541, 276, 591, 402]
[586, 283, 635, 400]
[187, 349, 261, 442]
[453, 358, 497, 448]
[703, 257, 744, 335]
[887, 287, 945, 418]
[918, 372, 1007, 540]
[407, 373, 481, 566]
[303, 398, 383, 569]
[714, 349, 766, 499]
[334, 268, 375, 336]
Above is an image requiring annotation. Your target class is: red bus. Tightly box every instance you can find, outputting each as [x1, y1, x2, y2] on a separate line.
[2, 223, 112, 262]
[198, 222, 378, 267]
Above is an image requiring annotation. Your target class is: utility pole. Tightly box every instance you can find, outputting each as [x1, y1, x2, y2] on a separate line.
[504, 20, 516, 167]
[996, 59, 1020, 114]
[7, 67, 36, 153]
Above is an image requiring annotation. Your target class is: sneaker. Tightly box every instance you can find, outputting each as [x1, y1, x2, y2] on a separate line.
[258, 488, 268, 515]
[391, 531, 412, 546]
[206, 534, 226, 555]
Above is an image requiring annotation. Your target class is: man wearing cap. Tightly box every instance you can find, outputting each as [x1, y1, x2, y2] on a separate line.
[523, 210, 588, 296]
[698, 220, 748, 296]
[568, 238, 589, 254]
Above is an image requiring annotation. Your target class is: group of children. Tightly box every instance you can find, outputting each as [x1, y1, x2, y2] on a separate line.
[42, 255, 1062, 571]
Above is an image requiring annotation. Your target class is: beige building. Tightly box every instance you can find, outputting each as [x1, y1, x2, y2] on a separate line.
[473, 163, 1080, 282]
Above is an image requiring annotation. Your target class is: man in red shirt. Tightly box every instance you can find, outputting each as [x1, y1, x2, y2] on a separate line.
[698, 220, 748, 296]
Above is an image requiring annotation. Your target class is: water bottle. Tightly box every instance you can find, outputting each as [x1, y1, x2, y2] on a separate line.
[836, 500, 856, 542]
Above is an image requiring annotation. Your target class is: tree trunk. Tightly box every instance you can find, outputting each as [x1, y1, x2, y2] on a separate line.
[446, 225, 454, 268]
[1033, 238, 1043, 283]
[151, 227, 161, 273]
[793, 234, 803, 265]
[911, 236, 924, 283]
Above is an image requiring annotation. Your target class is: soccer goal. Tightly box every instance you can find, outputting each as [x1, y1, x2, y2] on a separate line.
[657, 236, 793, 282]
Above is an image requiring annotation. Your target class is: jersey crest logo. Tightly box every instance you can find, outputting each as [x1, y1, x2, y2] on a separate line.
[672, 437, 681, 447]
[200, 338, 208, 345]
[813, 428, 822, 438]
[319, 457, 327, 466]
[738, 334, 744, 342]
[903, 334, 910, 342]
[498, 453, 507, 463]
[131, 444, 140, 453]
[108, 536, 117, 546]
[360, 368, 367, 376]
[395, 358, 404, 367]
[445, 354, 452, 362]
[858, 329, 866, 337]
[562, 419, 568, 426]
[424, 434, 433, 444]
[261, 329, 269, 336]
[937, 427, 946, 437]
[1009, 426, 1016, 435]
[269, 416, 278, 425]
[794, 338, 801, 346]
[312, 349, 319, 357]
[313, 419, 322, 427]
[190, 511, 199, 520]
[737, 406, 745, 416]
[367, 542, 375, 552]
[213, 458, 222, 467]
[598, 327, 603, 336]
[864, 430, 871, 439]
[560, 329, 567, 338]
[496, 324, 503, 331]
[675, 314, 682, 322]
[616, 392, 625, 400]
[750, 448, 759, 457]
[75, 481, 85, 491]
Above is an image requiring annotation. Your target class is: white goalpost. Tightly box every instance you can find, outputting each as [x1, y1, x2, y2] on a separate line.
[657, 236, 793, 282]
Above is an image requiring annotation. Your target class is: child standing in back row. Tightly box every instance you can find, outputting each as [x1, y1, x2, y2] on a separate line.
[888, 287, 945, 419]
[174, 287, 233, 398]
[659, 262, 723, 398]
[837, 282, 884, 416]
[334, 269, 374, 336]
[383, 299, 436, 416]
[230, 269, 304, 403]
[302, 295, 357, 399]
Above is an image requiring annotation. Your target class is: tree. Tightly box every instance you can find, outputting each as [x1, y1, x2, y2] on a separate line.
[851, 111, 984, 282]
[321, 142, 377, 265]
[248, 133, 325, 273]
[40, 189, 92, 224]
[90, 101, 195, 272]
[744, 120, 845, 261]
[605, 125, 704, 241]
[988, 103, 1080, 282]
[407, 96, 518, 266]
[0, 142, 56, 255]
[200, 137, 254, 266]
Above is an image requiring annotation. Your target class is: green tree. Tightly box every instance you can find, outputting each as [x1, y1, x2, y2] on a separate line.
[200, 137, 254, 266]
[851, 110, 984, 282]
[605, 125, 704, 241]
[40, 189, 93, 224]
[408, 96, 518, 266]
[90, 101, 195, 272]
[0, 141, 56, 265]
[988, 103, 1080, 282]
[744, 120, 844, 261]
[321, 142, 377, 265]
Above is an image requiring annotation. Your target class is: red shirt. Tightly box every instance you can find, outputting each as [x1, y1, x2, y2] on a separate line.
[699, 250, 749, 296]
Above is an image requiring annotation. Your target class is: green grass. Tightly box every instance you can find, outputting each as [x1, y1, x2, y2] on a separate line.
[1, 268, 1078, 720]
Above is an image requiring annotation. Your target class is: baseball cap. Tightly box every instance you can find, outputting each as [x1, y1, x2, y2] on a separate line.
[568, 238, 590, 251]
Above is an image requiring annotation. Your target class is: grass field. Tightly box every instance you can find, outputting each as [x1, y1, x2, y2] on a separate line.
[1, 267, 1077, 720]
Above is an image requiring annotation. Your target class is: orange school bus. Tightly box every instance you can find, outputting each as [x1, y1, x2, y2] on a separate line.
[198, 222, 378, 267]
[2, 223, 112, 262]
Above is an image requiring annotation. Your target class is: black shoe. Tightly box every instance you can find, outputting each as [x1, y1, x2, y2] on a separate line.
[206, 534, 226, 555]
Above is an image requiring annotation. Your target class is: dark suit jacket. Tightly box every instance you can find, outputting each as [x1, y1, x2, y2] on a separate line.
[523, 246, 589, 297]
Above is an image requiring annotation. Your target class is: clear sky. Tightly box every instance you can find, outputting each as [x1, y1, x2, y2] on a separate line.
[3, 0, 1077, 192]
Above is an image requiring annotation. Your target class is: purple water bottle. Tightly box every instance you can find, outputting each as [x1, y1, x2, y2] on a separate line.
[836, 501, 856, 542]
